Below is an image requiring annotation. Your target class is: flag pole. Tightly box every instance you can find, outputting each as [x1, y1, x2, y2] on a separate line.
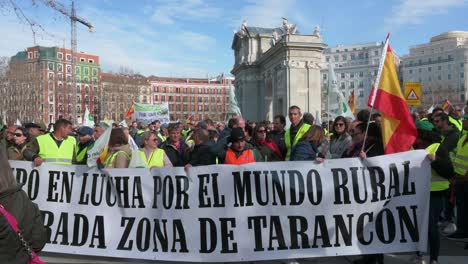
[327, 67, 330, 133]
[361, 33, 391, 153]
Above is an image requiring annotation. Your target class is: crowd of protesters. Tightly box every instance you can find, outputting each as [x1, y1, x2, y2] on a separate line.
[1, 102, 468, 264]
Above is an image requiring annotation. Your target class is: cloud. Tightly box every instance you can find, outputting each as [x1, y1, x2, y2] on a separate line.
[234, 0, 297, 28]
[150, 0, 222, 25]
[384, 0, 466, 31]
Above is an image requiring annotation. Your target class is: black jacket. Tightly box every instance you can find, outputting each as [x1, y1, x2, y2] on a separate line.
[160, 140, 189, 167]
[187, 142, 217, 166]
[0, 184, 47, 264]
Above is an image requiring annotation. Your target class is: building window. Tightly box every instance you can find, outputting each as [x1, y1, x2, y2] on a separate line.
[57, 52, 63, 59]
[350, 54, 356, 60]
[438, 65, 442, 71]
[66, 54, 71, 61]
[340, 82, 345, 89]
[334, 55, 339, 62]
[418, 68, 422, 73]
[409, 69, 413, 74]
[448, 74, 451, 80]
[326, 57, 330, 62]
[374, 50, 379, 56]
[350, 72, 354, 78]
[359, 71, 363, 77]
[428, 67, 432, 72]
[461, 72, 464, 79]
[323, 74, 327, 80]
[359, 81, 364, 88]
[460, 63, 464, 68]
[48, 63, 54, 71]
[358, 90, 364, 97]
[350, 81, 355, 88]
[84, 67, 89, 76]
[80, 58, 85, 62]
[66, 65, 71, 74]
[88, 59, 94, 64]
[341, 73, 345, 79]
[28, 52, 33, 59]
[198, 105, 202, 111]
[342, 55, 347, 61]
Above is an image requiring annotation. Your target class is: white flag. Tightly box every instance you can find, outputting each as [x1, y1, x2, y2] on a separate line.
[315, 110, 322, 127]
[119, 120, 128, 128]
[427, 105, 434, 114]
[15, 119, 22, 126]
[327, 64, 354, 119]
[83, 107, 95, 127]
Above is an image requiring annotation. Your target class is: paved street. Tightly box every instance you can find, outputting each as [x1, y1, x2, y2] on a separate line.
[41, 236, 467, 264]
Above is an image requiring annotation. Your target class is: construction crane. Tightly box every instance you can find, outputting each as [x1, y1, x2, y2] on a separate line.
[41, 0, 93, 124]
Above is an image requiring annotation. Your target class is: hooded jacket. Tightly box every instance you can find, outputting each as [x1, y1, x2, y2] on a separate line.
[0, 184, 47, 264]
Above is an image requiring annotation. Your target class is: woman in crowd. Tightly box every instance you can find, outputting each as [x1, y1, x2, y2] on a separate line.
[139, 131, 172, 168]
[7, 127, 29, 160]
[253, 123, 282, 161]
[327, 116, 352, 159]
[0, 148, 47, 263]
[290, 125, 324, 161]
[103, 128, 132, 168]
[343, 122, 383, 158]
[349, 122, 385, 264]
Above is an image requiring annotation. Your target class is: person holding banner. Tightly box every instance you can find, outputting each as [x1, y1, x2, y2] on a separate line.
[138, 131, 172, 168]
[23, 119, 76, 166]
[290, 125, 324, 161]
[412, 120, 454, 264]
[103, 128, 132, 168]
[326, 116, 352, 159]
[0, 149, 47, 263]
[223, 127, 262, 165]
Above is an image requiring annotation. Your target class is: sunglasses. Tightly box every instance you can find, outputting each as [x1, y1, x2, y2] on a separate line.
[14, 133, 24, 137]
[335, 123, 345, 127]
[257, 129, 266, 133]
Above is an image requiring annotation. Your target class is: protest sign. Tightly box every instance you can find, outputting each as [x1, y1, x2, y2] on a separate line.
[133, 102, 170, 124]
[10, 150, 431, 262]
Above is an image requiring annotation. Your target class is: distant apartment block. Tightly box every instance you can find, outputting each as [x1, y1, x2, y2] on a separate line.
[401, 31, 468, 108]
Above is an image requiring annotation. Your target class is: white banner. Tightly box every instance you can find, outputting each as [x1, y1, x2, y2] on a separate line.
[134, 102, 170, 124]
[10, 150, 431, 262]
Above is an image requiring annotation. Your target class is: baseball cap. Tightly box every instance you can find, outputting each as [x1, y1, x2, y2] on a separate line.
[77, 126, 94, 136]
[24, 123, 41, 129]
[230, 127, 245, 142]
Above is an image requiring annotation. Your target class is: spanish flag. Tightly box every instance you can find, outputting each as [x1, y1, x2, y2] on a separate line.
[125, 103, 134, 120]
[368, 34, 417, 154]
[348, 90, 355, 114]
[441, 99, 452, 112]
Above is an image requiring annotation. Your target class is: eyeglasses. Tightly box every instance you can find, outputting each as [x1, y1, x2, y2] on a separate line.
[335, 123, 345, 127]
[14, 133, 24, 137]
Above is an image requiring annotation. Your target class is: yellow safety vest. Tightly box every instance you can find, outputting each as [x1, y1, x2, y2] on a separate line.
[157, 132, 167, 143]
[449, 116, 462, 132]
[76, 146, 89, 163]
[37, 134, 76, 165]
[138, 148, 164, 168]
[426, 143, 450, 192]
[104, 150, 130, 168]
[285, 123, 311, 161]
[452, 132, 468, 176]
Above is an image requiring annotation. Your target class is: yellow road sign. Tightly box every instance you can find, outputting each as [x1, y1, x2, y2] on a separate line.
[404, 82, 421, 106]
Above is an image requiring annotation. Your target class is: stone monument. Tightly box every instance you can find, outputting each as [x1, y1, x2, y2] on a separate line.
[231, 18, 327, 121]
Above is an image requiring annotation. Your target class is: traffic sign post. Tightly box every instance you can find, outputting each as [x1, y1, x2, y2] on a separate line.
[404, 82, 421, 106]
